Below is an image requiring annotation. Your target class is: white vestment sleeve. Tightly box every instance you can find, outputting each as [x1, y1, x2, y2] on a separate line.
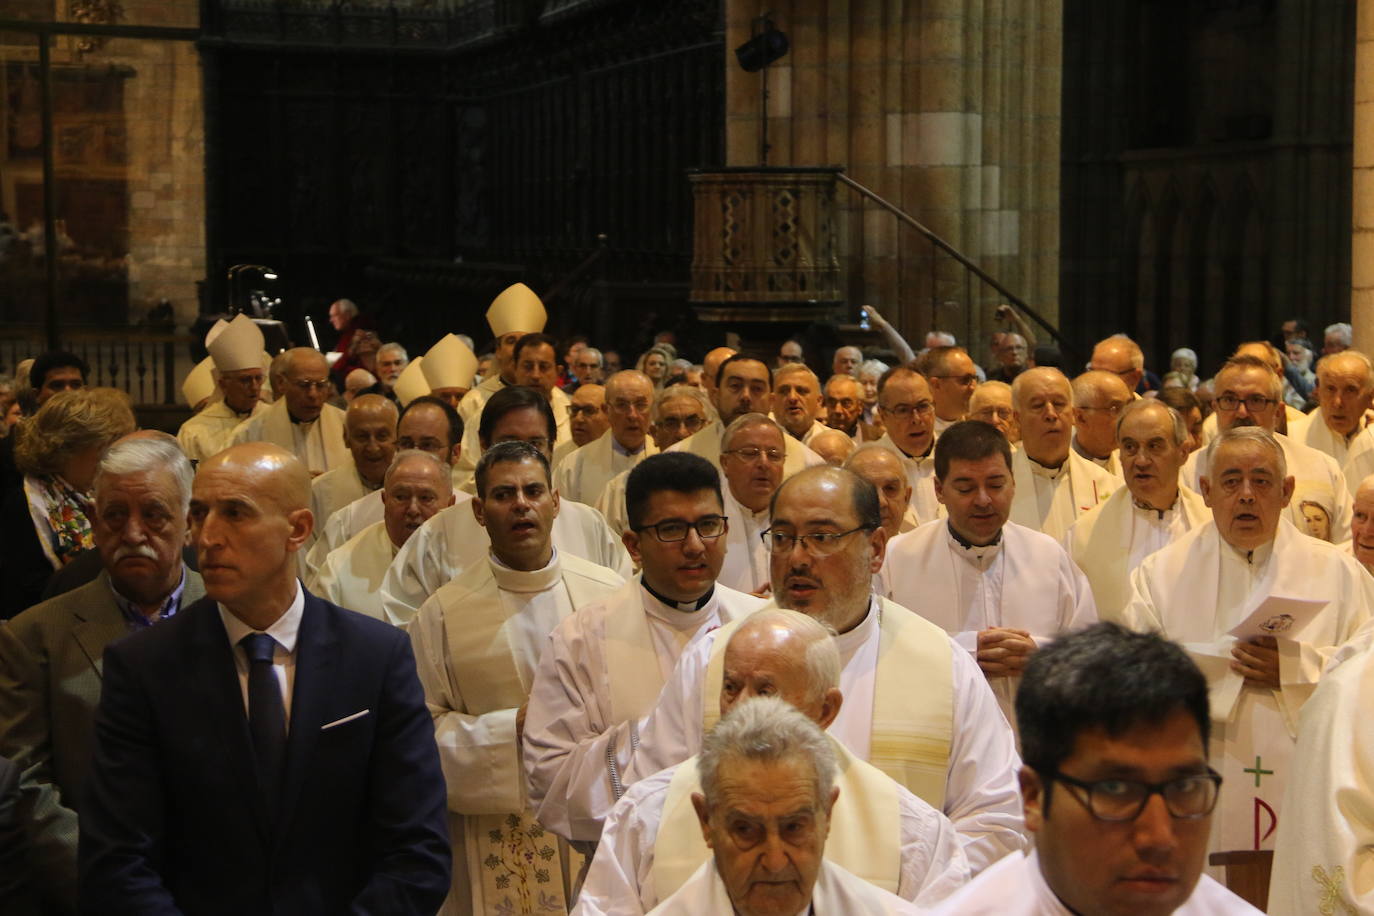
[380, 518, 441, 626]
[407, 594, 524, 815]
[620, 636, 712, 787]
[943, 645, 1027, 873]
[1119, 563, 1163, 633]
[897, 791, 972, 906]
[524, 623, 640, 842]
[571, 771, 673, 916]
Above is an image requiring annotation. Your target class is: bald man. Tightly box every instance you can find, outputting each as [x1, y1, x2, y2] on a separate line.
[554, 371, 658, 504]
[1348, 474, 1374, 575]
[810, 427, 857, 466]
[227, 347, 350, 475]
[1070, 370, 1132, 476]
[1087, 335, 1146, 395]
[80, 443, 451, 913]
[305, 394, 398, 568]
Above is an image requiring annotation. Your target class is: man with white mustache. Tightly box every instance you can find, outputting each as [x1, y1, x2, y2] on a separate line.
[0, 433, 205, 912]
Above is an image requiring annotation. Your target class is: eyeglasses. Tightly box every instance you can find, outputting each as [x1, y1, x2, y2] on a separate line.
[1216, 394, 1276, 412]
[931, 374, 978, 386]
[658, 415, 705, 432]
[634, 515, 728, 542]
[881, 401, 935, 419]
[1079, 402, 1128, 417]
[495, 436, 550, 452]
[610, 399, 651, 415]
[291, 378, 330, 393]
[973, 407, 1014, 421]
[723, 446, 785, 464]
[1044, 768, 1222, 822]
[568, 404, 602, 418]
[761, 526, 872, 556]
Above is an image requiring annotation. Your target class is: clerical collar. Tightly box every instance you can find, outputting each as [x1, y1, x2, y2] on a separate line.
[833, 596, 880, 664]
[488, 547, 562, 592]
[1222, 536, 1274, 568]
[1131, 492, 1179, 520]
[1028, 456, 1065, 479]
[288, 410, 316, 426]
[946, 521, 1001, 550]
[611, 436, 645, 458]
[640, 576, 713, 612]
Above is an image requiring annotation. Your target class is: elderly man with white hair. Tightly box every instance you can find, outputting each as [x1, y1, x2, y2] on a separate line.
[1183, 353, 1351, 543]
[1124, 426, 1374, 862]
[1171, 347, 1200, 390]
[642, 696, 924, 915]
[1064, 400, 1209, 622]
[554, 370, 658, 504]
[0, 434, 204, 911]
[1325, 321, 1353, 356]
[1292, 350, 1374, 468]
[575, 613, 969, 914]
[1007, 367, 1119, 541]
[772, 363, 828, 446]
[308, 450, 455, 620]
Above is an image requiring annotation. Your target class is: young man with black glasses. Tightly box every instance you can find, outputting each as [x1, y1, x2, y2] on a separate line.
[523, 451, 766, 847]
[929, 623, 1262, 915]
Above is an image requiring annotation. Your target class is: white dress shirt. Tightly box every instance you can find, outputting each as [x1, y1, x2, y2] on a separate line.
[218, 580, 306, 726]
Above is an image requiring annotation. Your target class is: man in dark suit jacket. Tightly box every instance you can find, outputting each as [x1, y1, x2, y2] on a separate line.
[0, 433, 206, 914]
[79, 442, 450, 915]
[0, 755, 39, 916]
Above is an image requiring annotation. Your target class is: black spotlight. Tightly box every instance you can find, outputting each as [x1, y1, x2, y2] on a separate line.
[735, 19, 789, 72]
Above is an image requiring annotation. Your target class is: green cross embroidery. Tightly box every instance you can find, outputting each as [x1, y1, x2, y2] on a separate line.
[1243, 755, 1273, 788]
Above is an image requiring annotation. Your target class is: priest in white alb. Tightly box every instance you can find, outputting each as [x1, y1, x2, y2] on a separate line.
[1348, 473, 1374, 575]
[304, 394, 463, 567]
[883, 420, 1097, 730]
[870, 368, 943, 522]
[1293, 349, 1374, 472]
[771, 363, 829, 446]
[915, 346, 979, 436]
[928, 623, 1263, 915]
[1183, 353, 1352, 544]
[303, 394, 397, 567]
[176, 313, 270, 462]
[408, 441, 624, 915]
[596, 385, 712, 536]
[574, 612, 970, 914]
[716, 414, 786, 594]
[381, 385, 631, 626]
[638, 697, 924, 915]
[226, 346, 349, 475]
[1268, 627, 1374, 915]
[553, 370, 657, 504]
[1064, 399, 1209, 623]
[554, 383, 608, 470]
[668, 354, 822, 476]
[845, 444, 920, 535]
[616, 466, 1027, 873]
[1123, 426, 1374, 860]
[523, 451, 766, 846]
[309, 449, 454, 620]
[1007, 367, 1119, 541]
[1069, 370, 1132, 477]
[453, 282, 549, 485]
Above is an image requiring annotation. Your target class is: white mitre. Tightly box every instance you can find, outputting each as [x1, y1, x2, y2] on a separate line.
[393, 356, 430, 407]
[181, 356, 217, 407]
[208, 313, 267, 372]
[421, 333, 479, 391]
[486, 282, 547, 337]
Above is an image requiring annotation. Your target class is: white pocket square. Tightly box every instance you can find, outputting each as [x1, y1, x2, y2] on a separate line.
[320, 709, 370, 731]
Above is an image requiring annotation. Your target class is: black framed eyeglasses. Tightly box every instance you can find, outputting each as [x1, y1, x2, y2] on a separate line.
[761, 526, 872, 556]
[634, 515, 728, 542]
[1044, 768, 1222, 822]
[1215, 394, 1276, 412]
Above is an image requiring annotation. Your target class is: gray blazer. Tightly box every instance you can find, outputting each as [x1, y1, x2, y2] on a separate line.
[0, 568, 204, 913]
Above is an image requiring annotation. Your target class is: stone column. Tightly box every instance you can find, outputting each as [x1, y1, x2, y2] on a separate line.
[1355, 0, 1374, 354]
[724, 0, 1063, 355]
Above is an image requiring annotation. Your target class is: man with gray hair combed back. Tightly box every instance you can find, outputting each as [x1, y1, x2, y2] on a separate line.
[651, 695, 920, 914]
[575, 609, 968, 914]
[0, 432, 205, 912]
[1123, 424, 1374, 867]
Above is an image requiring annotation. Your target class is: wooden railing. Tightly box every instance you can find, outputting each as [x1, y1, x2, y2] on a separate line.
[0, 326, 191, 406]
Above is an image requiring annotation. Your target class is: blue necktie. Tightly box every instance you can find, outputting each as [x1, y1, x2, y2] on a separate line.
[240, 632, 286, 813]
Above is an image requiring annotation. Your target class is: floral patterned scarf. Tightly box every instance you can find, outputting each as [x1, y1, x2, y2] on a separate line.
[23, 473, 95, 569]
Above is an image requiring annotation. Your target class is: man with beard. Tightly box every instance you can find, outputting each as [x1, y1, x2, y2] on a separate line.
[408, 442, 623, 914]
[772, 364, 828, 446]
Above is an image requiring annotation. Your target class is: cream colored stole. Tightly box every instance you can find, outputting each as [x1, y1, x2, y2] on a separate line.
[1011, 448, 1115, 538]
[701, 598, 953, 808]
[603, 585, 668, 724]
[651, 740, 901, 901]
[261, 400, 349, 470]
[443, 559, 614, 914]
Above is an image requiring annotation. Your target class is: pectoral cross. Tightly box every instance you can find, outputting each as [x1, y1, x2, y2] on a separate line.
[1243, 755, 1274, 787]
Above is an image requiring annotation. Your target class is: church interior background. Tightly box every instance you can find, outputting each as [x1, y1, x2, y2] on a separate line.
[0, 0, 1361, 424]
